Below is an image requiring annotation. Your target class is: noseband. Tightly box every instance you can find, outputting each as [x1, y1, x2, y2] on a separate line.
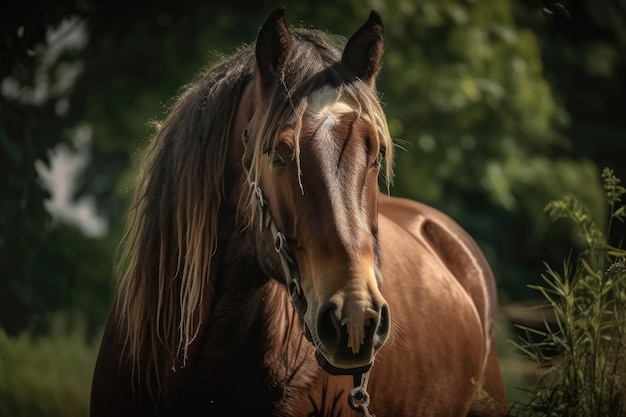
[241, 123, 376, 416]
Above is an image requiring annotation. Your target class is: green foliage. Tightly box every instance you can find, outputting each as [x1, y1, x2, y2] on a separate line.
[544, 196, 604, 249]
[0, 316, 99, 417]
[510, 168, 626, 416]
[0, 12, 110, 334]
[515, 0, 626, 200]
[602, 168, 626, 206]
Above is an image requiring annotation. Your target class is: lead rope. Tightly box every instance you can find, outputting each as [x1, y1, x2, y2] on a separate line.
[349, 368, 375, 417]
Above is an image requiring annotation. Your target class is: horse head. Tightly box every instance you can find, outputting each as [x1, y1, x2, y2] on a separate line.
[238, 8, 392, 373]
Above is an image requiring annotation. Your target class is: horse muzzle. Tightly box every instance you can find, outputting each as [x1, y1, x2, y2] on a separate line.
[311, 297, 390, 374]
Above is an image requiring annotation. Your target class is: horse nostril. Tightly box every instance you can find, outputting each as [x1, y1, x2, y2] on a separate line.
[317, 302, 343, 346]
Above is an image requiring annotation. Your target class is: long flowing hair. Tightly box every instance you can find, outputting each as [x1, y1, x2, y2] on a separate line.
[115, 27, 394, 387]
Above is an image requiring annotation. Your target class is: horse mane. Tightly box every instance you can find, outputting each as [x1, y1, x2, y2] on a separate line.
[115, 45, 255, 384]
[115, 27, 394, 389]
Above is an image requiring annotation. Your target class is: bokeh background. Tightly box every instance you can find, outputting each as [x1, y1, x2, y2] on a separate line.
[1, 0, 625, 415]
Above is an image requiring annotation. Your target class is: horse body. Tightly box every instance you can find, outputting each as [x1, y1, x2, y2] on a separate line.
[93, 197, 500, 416]
[370, 195, 503, 416]
[91, 8, 505, 417]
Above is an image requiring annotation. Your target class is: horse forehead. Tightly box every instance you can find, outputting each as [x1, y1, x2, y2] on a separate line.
[301, 86, 373, 177]
[305, 85, 356, 122]
[303, 85, 370, 152]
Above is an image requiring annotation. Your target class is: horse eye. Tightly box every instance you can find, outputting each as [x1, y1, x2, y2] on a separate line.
[375, 148, 386, 167]
[268, 150, 286, 168]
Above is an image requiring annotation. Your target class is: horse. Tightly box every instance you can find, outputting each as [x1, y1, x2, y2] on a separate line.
[91, 8, 506, 417]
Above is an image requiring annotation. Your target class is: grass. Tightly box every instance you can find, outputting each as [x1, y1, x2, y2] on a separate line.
[0, 316, 100, 417]
[508, 168, 626, 416]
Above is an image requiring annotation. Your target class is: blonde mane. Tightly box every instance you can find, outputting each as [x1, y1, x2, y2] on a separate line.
[115, 28, 393, 389]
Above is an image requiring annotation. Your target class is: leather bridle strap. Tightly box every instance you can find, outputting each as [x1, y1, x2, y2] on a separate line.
[250, 179, 309, 321]
[242, 124, 308, 322]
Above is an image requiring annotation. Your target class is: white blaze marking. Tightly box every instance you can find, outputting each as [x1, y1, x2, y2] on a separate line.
[305, 86, 369, 254]
[306, 86, 380, 356]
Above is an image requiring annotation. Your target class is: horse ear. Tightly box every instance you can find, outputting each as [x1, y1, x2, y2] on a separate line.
[342, 11, 385, 85]
[255, 7, 294, 87]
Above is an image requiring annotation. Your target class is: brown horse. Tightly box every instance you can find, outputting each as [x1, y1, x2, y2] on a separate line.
[91, 8, 506, 417]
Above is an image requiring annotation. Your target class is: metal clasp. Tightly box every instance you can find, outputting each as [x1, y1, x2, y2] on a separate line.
[348, 370, 376, 417]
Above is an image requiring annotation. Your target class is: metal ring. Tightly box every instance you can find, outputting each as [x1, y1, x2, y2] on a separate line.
[254, 185, 265, 208]
[289, 277, 303, 297]
[275, 232, 286, 252]
[348, 386, 371, 412]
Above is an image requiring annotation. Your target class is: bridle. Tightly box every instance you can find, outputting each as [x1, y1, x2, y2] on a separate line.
[242, 123, 376, 417]
[250, 176, 308, 322]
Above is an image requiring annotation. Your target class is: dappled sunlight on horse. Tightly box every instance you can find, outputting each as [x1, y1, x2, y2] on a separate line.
[91, 8, 506, 417]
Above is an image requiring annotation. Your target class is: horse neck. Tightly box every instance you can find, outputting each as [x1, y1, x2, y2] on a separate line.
[206, 197, 267, 355]
[217, 203, 316, 360]
[192, 174, 317, 394]
[190, 216, 315, 409]
[260, 280, 318, 388]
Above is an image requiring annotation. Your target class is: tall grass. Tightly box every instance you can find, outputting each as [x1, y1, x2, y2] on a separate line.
[510, 168, 626, 417]
[0, 316, 100, 417]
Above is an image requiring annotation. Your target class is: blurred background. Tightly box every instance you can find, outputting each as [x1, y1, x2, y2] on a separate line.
[1, 0, 625, 415]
